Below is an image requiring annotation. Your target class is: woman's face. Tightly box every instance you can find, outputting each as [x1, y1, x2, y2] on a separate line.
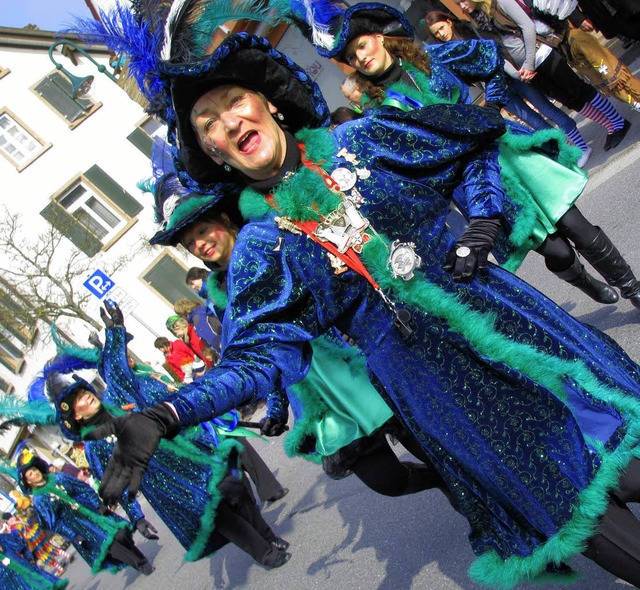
[429, 20, 454, 42]
[345, 34, 394, 77]
[457, 0, 474, 15]
[24, 467, 46, 488]
[181, 215, 236, 270]
[73, 389, 101, 421]
[190, 85, 287, 181]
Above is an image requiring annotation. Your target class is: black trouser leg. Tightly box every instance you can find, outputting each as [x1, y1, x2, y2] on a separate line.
[108, 528, 152, 574]
[615, 458, 640, 503]
[239, 438, 284, 503]
[583, 498, 640, 587]
[215, 499, 283, 566]
[350, 440, 447, 497]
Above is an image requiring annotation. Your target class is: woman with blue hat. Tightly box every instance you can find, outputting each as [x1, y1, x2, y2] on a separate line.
[73, 2, 640, 586]
[297, 1, 640, 309]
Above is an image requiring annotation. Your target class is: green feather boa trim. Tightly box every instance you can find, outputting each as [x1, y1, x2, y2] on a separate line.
[361, 64, 451, 109]
[184, 437, 244, 562]
[32, 477, 130, 575]
[206, 271, 228, 311]
[0, 548, 69, 590]
[240, 134, 640, 586]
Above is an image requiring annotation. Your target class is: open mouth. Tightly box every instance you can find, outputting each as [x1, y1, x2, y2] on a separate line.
[238, 130, 259, 154]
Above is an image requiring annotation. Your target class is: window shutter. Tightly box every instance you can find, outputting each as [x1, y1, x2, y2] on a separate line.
[84, 165, 143, 217]
[40, 201, 102, 257]
[34, 74, 92, 123]
[143, 254, 203, 306]
[127, 127, 153, 157]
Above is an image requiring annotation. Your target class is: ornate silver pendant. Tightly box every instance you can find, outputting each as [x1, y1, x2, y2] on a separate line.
[331, 167, 357, 191]
[387, 240, 422, 281]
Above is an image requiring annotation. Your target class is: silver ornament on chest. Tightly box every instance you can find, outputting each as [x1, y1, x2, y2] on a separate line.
[314, 198, 370, 254]
[387, 240, 422, 281]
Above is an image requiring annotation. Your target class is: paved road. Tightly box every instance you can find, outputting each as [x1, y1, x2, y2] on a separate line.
[60, 42, 640, 590]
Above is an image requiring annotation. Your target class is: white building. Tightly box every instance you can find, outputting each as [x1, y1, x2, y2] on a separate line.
[0, 24, 204, 457]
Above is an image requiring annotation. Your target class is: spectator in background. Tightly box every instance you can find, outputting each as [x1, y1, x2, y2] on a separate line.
[185, 267, 210, 299]
[165, 315, 214, 376]
[153, 336, 195, 383]
[173, 298, 222, 354]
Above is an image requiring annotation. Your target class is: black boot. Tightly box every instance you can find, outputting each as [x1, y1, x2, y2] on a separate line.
[551, 254, 618, 304]
[578, 228, 640, 309]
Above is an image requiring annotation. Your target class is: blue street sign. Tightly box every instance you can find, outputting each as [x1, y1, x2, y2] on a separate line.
[83, 269, 115, 299]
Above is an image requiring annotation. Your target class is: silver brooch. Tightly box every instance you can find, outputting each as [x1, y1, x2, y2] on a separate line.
[387, 241, 422, 281]
[331, 167, 357, 191]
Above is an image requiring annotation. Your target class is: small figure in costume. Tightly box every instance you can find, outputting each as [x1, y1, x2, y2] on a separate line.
[0, 530, 68, 590]
[16, 446, 154, 576]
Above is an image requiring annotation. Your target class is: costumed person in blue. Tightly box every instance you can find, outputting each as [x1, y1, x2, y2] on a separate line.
[292, 1, 640, 308]
[71, 2, 640, 587]
[0, 529, 68, 590]
[146, 166, 447, 499]
[32, 353, 292, 569]
[15, 445, 154, 576]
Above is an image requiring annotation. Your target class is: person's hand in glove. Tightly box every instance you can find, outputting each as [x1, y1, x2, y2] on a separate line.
[443, 216, 502, 282]
[100, 299, 124, 329]
[259, 416, 289, 437]
[136, 518, 159, 540]
[83, 403, 181, 505]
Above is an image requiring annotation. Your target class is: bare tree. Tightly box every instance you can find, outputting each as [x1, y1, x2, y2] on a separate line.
[0, 206, 134, 332]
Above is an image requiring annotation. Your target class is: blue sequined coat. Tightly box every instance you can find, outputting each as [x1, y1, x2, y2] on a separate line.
[75, 328, 241, 561]
[367, 39, 588, 270]
[0, 531, 68, 590]
[167, 104, 640, 585]
[30, 473, 130, 574]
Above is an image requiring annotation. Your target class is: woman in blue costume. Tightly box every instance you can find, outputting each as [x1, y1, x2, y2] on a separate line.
[298, 1, 640, 309]
[16, 447, 153, 576]
[146, 168, 445, 498]
[73, 3, 640, 587]
[31, 356, 291, 569]
[0, 530, 68, 590]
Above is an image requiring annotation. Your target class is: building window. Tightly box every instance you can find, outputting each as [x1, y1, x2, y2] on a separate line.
[0, 109, 52, 171]
[0, 278, 37, 374]
[141, 251, 204, 308]
[0, 65, 9, 80]
[0, 326, 26, 374]
[127, 115, 166, 157]
[40, 165, 143, 256]
[32, 71, 101, 128]
[0, 375, 13, 395]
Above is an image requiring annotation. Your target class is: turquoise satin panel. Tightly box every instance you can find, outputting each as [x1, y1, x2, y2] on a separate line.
[303, 342, 394, 456]
[498, 145, 588, 244]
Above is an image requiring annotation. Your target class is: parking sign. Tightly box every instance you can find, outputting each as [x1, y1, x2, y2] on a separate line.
[83, 270, 115, 299]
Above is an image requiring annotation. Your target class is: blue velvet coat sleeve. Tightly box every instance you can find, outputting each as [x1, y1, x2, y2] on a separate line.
[425, 39, 509, 105]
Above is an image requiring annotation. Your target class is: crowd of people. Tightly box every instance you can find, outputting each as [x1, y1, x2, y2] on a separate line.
[3, 0, 640, 588]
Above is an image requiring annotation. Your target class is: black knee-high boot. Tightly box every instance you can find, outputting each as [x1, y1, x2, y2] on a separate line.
[550, 253, 619, 304]
[576, 228, 640, 308]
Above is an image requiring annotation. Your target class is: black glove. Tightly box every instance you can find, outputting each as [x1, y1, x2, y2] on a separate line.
[100, 299, 124, 329]
[259, 416, 289, 437]
[443, 217, 502, 282]
[136, 518, 159, 540]
[83, 403, 180, 505]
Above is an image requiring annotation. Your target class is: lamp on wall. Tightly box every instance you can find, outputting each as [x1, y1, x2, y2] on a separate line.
[48, 40, 117, 99]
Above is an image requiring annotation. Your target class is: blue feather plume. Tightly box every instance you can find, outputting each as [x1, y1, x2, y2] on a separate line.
[68, 3, 166, 109]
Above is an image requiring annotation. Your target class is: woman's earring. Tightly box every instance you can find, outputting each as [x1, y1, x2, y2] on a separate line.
[223, 164, 232, 172]
[274, 112, 284, 121]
